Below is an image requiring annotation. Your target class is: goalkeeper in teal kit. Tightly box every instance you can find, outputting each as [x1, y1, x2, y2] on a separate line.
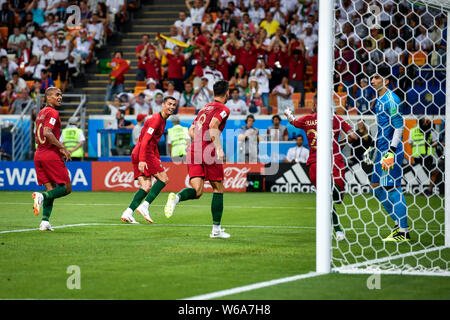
[364, 64, 410, 242]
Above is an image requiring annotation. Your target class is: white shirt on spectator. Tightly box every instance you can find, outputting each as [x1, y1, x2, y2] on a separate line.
[193, 86, 212, 110]
[11, 78, 28, 93]
[40, 51, 54, 65]
[226, 98, 247, 115]
[52, 38, 70, 61]
[31, 37, 52, 58]
[249, 68, 271, 94]
[143, 88, 163, 102]
[175, 17, 193, 36]
[25, 63, 46, 80]
[415, 33, 433, 51]
[87, 22, 104, 42]
[150, 101, 163, 114]
[269, 7, 288, 25]
[75, 37, 92, 55]
[132, 101, 151, 115]
[106, 0, 124, 13]
[273, 83, 294, 114]
[299, 33, 318, 57]
[164, 90, 181, 103]
[286, 145, 309, 163]
[42, 22, 64, 34]
[190, 7, 205, 24]
[248, 6, 265, 25]
[203, 66, 223, 92]
[384, 47, 402, 65]
[281, 0, 297, 13]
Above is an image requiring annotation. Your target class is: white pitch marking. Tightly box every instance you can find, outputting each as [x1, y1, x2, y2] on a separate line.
[182, 271, 325, 300]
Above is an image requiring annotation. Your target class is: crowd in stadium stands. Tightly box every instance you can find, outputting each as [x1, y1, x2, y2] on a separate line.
[0, 0, 135, 114]
[123, 0, 447, 118]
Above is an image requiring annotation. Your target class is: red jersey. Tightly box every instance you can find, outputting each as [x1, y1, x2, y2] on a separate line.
[288, 55, 305, 81]
[167, 53, 184, 79]
[293, 113, 353, 165]
[187, 100, 230, 157]
[132, 113, 166, 162]
[34, 107, 62, 161]
[238, 46, 258, 73]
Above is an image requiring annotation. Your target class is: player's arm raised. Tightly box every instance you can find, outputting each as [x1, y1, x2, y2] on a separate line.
[43, 126, 71, 161]
[209, 117, 225, 161]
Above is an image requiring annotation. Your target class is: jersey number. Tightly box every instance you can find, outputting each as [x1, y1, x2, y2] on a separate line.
[306, 129, 317, 148]
[36, 123, 47, 145]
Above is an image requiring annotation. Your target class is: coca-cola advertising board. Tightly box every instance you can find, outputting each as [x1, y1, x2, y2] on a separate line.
[91, 162, 264, 192]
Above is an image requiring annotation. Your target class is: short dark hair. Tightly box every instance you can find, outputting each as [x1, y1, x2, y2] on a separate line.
[113, 50, 123, 57]
[213, 80, 229, 97]
[163, 96, 176, 103]
[272, 115, 281, 122]
[245, 114, 255, 124]
[231, 88, 239, 94]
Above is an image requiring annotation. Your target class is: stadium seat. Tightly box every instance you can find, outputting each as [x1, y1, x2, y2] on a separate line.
[177, 107, 195, 115]
[292, 92, 301, 108]
[304, 92, 315, 108]
[0, 106, 9, 114]
[0, 27, 8, 45]
[134, 86, 146, 95]
[135, 81, 146, 87]
[25, 81, 34, 90]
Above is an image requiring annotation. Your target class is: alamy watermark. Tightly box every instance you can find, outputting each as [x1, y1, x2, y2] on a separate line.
[66, 265, 81, 290]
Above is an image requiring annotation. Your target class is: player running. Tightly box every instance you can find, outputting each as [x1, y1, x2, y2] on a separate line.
[32, 87, 72, 231]
[164, 80, 231, 238]
[284, 94, 357, 241]
[121, 96, 177, 224]
[363, 64, 410, 242]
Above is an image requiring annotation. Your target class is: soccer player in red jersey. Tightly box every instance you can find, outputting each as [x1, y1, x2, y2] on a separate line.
[284, 95, 358, 240]
[164, 80, 231, 238]
[120, 96, 177, 224]
[32, 87, 72, 231]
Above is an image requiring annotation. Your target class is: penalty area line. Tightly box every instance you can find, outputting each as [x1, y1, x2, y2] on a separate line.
[182, 271, 324, 300]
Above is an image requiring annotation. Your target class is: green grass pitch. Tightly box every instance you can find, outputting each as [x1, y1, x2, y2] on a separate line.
[0, 191, 449, 300]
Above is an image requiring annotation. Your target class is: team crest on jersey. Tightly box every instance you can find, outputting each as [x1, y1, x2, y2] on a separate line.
[147, 127, 154, 135]
[220, 110, 227, 119]
[49, 117, 56, 125]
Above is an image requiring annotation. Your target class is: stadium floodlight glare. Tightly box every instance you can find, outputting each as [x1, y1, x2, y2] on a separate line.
[317, 0, 450, 276]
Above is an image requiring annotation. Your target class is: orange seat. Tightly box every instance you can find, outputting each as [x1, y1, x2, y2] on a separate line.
[0, 27, 8, 43]
[25, 81, 34, 89]
[0, 106, 9, 114]
[292, 92, 301, 108]
[304, 92, 315, 108]
[333, 92, 348, 107]
[134, 86, 146, 95]
[135, 81, 146, 87]
[177, 107, 195, 115]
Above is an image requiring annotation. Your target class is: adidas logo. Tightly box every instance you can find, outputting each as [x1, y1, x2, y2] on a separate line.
[270, 163, 315, 193]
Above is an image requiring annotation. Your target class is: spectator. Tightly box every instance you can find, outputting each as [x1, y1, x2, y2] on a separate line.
[166, 25, 185, 50]
[9, 89, 31, 115]
[132, 93, 151, 115]
[201, 12, 216, 33]
[72, 29, 94, 64]
[158, 43, 185, 92]
[237, 114, 259, 163]
[248, 1, 265, 26]
[40, 69, 54, 92]
[354, 77, 375, 115]
[260, 11, 279, 37]
[287, 13, 305, 40]
[245, 76, 263, 115]
[283, 135, 309, 164]
[31, 29, 52, 58]
[41, 13, 63, 38]
[87, 13, 105, 46]
[202, 58, 223, 92]
[106, 0, 128, 33]
[136, 35, 154, 81]
[350, 120, 373, 171]
[229, 64, 247, 99]
[273, 76, 294, 115]
[60, 116, 86, 160]
[27, 0, 46, 26]
[299, 23, 318, 58]
[79, 1, 92, 25]
[270, 0, 287, 25]
[1, 82, 17, 108]
[0, 3, 15, 34]
[237, 39, 258, 74]
[167, 115, 190, 161]
[249, 58, 271, 112]
[409, 118, 438, 173]
[105, 51, 128, 102]
[216, 8, 237, 34]
[164, 81, 181, 106]
[0, 56, 17, 86]
[143, 78, 163, 104]
[7, 27, 27, 55]
[267, 114, 288, 141]
[51, 30, 70, 92]
[180, 82, 195, 108]
[288, 49, 305, 107]
[143, 49, 161, 84]
[10, 0, 28, 20]
[40, 44, 54, 67]
[186, 0, 210, 28]
[23, 55, 44, 80]
[150, 92, 164, 114]
[16, 40, 31, 68]
[175, 11, 192, 40]
[19, 12, 38, 38]
[226, 88, 247, 115]
[11, 72, 27, 94]
[193, 76, 213, 113]
[227, 1, 241, 20]
[132, 113, 147, 145]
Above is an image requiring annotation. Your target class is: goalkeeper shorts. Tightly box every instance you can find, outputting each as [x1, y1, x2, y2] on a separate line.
[371, 149, 404, 187]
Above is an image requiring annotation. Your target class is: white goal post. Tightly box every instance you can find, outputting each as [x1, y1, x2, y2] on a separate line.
[316, 0, 450, 276]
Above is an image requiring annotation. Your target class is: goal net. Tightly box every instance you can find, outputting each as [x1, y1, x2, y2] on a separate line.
[325, 0, 450, 276]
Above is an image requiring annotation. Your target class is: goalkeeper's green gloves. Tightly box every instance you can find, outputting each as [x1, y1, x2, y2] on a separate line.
[381, 147, 396, 172]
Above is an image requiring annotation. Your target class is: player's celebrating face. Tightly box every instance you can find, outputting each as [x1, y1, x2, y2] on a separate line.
[45, 87, 63, 108]
[161, 96, 177, 118]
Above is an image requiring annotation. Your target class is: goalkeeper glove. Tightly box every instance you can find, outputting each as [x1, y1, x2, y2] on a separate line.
[381, 151, 395, 171]
[363, 146, 375, 165]
[284, 108, 295, 123]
